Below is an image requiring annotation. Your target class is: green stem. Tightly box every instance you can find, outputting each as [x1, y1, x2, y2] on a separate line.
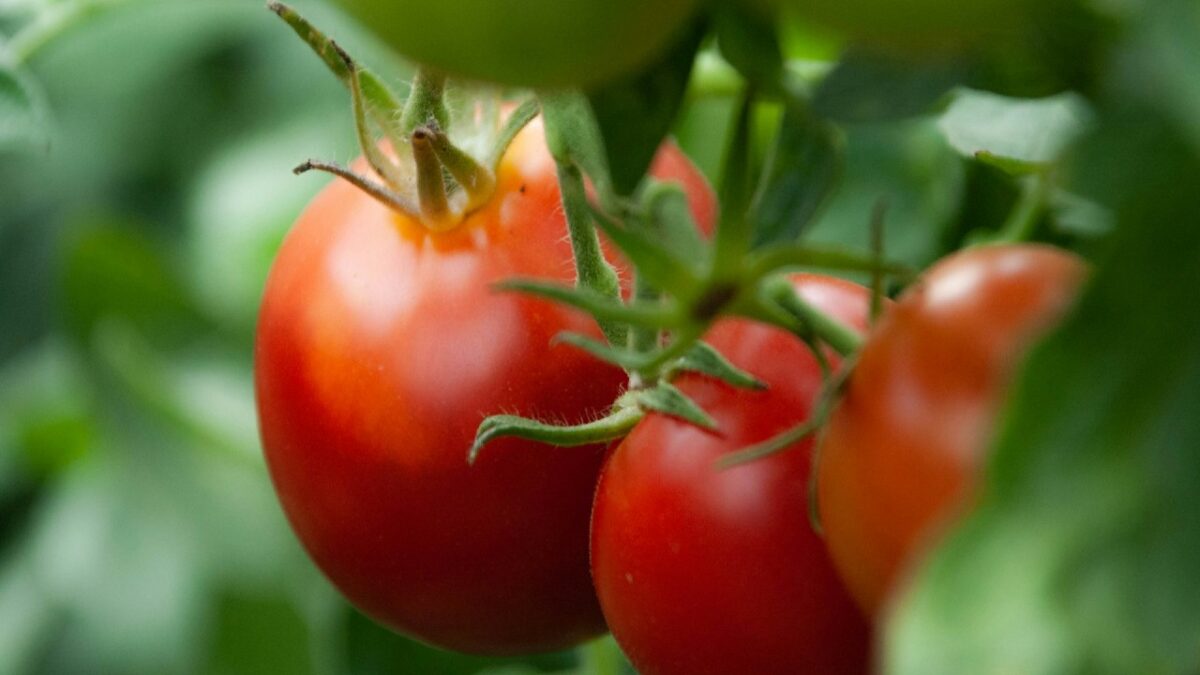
[425, 126, 495, 212]
[557, 162, 627, 347]
[411, 128, 455, 230]
[765, 277, 864, 356]
[6, 0, 111, 66]
[744, 243, 914, 282]
[712, 89, 757, 278]
[987, 173, 1051, 245]
[869, 198, 889, 324]
[341, 47, 408, 190]
[629, 274, 662, 355]
[469, 405, 643, 464]
[293, 159, 416, 213]
[400, 68, 449, 134]
[268, 1, 405, 142]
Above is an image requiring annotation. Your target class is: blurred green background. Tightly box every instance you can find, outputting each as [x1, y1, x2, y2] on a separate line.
[2, 0, 1194, 673]
[0, 1, 614, 672]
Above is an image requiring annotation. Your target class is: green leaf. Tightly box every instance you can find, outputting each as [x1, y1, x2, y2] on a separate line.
[805, 119, 965, 270]
[886, 108, 1200, 675]
[750, 105, 843, 247]
[812, 51, 967, 123]
[937, 88, 1093, 169]
[1048, 189, 1115, 239]
[712, 91, 758, 273]
[588, 17, 706, 195]
[209, 591, 314, 675]
[635, 381, 717, 430]
[1132, 0, 1200, 153]
[711, 3, 786, 96]
[0, 64, 47, 152]
[671, 341, 766, 390]
[642, 181, 708, 266]
[341, 605, 582, 675]
[60, 224, 213, 349]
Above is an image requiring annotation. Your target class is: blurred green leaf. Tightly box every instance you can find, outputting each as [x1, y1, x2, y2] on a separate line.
[0, 550, 56, 675]
[341, 609, 577, 675]
[60, 223, 212, 348]
[886, 107, 1200, 675]
[24, 456, 205, 675]
[805, 119, 965, 269]
[1048, 189, 1114, 239]
[0, 341, 92, 473]
[0, 63, 47, 151]
[813, 51, 967, 123]
[751, 104, 842, 247]
[186, 115, 331, 332]
[1126, 0, 1200, 152]
[209, 591, 315, 675]
[588, 17, 705, 196]
[711, 1, 786, 94]
[937, 88, 1093, 170]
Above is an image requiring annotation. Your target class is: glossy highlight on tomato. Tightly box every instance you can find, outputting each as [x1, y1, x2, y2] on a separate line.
[817, 244, 1087, 616]
[255, 117, 714, 654]
[333, 0, 699, 88]
[590, 275, 873, 675]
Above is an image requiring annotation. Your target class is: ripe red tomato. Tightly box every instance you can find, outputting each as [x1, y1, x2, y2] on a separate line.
[255, 117, 714, 654]
[817, 244, 1087, 616]
[591, 275, 874, 675]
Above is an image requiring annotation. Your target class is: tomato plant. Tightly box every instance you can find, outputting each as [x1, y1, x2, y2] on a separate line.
[332, 0, 699, 88]
[590, 275, 873, 675]
[816, 244, 1087, 616]
[255, 116, 715, 654]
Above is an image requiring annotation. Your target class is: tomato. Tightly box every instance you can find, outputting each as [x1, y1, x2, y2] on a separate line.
[590, 275, 874, 675]
[817, 244, 1087, 616]
[784, 0, 1038, 56]
[333, 0, 698, 88]
[255, 117, 715, 654]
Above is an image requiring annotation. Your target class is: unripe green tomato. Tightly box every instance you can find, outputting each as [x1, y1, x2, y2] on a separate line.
[785, 0, 1037, 56]
[333, 0, 698, 88]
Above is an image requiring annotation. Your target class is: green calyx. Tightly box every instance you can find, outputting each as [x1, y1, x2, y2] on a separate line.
[269, 2, 537, 232]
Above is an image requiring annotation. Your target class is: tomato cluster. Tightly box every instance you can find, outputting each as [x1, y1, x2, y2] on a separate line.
[257, 5, 1089, 670]
[259, 129, 1084, 663]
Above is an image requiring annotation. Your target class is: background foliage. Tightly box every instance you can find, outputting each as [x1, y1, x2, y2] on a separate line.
[1, 0, 1196, 673]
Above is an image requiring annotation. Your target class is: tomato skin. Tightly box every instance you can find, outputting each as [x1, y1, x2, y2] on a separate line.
[255, 118, 714, 654]
[817, 244, 1087, 616]
[591, 275, 873, 675]
[333, 0, 698, 88]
